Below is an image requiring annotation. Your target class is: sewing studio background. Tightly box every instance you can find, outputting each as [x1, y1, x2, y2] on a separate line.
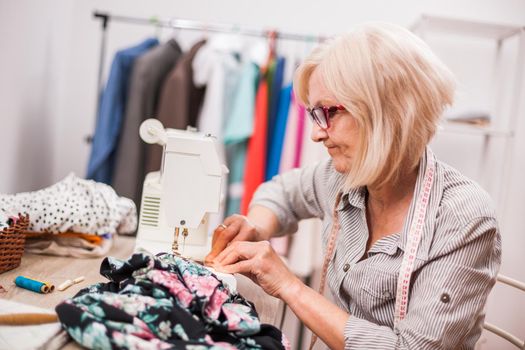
[1, 0, 524, 349]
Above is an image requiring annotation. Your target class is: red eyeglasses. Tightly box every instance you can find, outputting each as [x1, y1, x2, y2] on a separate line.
[306, 105, 345, 129]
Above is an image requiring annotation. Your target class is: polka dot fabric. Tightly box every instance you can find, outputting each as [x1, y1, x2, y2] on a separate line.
[0, 173, 137, 235]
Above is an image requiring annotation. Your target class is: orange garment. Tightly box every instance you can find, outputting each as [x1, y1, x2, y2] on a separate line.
[240, 75, 269, 215]
[23, 231, 103, 246]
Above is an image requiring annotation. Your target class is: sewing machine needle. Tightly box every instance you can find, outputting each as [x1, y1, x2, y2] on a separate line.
[182, 228, 188, 256]
[172, 227, 180, 254]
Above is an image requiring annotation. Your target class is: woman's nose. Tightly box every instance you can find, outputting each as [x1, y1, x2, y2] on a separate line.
[311, 123, 328, 142]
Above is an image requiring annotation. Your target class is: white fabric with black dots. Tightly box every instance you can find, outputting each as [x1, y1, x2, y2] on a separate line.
[0, 173, 137, 235]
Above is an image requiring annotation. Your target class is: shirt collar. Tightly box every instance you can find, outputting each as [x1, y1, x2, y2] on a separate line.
[339, 186, 367, 211]
[338, 147, 444, 260]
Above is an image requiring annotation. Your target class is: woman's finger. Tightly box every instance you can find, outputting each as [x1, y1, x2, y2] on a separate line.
[214, 241, 259, 265]
[206, 225, 234, 264]
[213, 241, 240, 264]
[211, 224, 226, 247]
[231, 224, 256, 243]
[207, 222, 240, 259]
[213, 246, 241, 266]
[215, 259, 253, 275]
[222, 215, 240, 226]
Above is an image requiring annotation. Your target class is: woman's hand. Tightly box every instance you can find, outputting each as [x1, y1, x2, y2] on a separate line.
[205, 214, 265, 265]
[212, 240, 302, 300]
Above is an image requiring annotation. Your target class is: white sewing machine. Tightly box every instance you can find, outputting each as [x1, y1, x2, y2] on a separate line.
[135, 119, 228, 262]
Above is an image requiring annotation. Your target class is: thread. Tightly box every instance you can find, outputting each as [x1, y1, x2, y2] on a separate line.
[57, 280, 74, 291]
[58, 276, 85, 291]
[73, 276, 85, 284]
[14, 276, 54, 294]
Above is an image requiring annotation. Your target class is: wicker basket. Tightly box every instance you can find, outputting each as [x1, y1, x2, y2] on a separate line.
[0, 213, 29, 274]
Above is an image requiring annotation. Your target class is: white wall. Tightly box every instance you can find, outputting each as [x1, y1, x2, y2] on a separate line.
[0, 0, 72, 191]
[1, 0, 524, 348]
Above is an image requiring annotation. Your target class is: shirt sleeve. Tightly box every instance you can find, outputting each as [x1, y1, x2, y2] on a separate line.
[344, 216, 501, 350]
[249, 159, 332, 236]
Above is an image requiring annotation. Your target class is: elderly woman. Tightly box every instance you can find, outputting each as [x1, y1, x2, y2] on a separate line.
[206, 22, 501, 350]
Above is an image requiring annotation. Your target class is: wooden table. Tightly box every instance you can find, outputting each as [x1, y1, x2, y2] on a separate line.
[0, 235, 284, 348]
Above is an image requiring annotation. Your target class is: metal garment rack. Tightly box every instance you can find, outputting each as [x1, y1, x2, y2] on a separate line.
[91, 11, 318, 348]
[91, 10, 322, 129]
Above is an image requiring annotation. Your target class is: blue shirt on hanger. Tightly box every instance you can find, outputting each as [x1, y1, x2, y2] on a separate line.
[265, 57, 285, 181]
[86, 38, 159, 184]
[265, 82, 292, 181]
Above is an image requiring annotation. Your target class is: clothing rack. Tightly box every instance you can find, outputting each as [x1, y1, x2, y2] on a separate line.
[90, 10, 323, 134]
[93, 11, 321, 42]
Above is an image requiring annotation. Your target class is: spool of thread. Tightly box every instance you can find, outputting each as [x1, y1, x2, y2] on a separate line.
[14, 276, 54, 294]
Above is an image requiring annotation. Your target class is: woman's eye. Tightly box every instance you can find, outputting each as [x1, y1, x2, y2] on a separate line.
[328, 108, 339, 118]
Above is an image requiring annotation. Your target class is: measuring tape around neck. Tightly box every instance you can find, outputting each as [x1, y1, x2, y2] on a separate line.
[309, 150, 435, 349]
[394, 150, 435, 326]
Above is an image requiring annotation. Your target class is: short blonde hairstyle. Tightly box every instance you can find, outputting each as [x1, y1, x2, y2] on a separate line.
[294, 22, 456, 189]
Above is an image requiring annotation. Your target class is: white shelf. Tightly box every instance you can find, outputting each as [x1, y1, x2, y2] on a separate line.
[438, 121, 514, 138]
[413, 14, 524, 214]
[412, 15, 523, 41]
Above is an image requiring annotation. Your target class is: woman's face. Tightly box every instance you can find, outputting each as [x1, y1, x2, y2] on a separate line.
[308, 68, 360, 173]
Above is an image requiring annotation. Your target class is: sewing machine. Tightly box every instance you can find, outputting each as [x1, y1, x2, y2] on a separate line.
[135, 119, 228, 262]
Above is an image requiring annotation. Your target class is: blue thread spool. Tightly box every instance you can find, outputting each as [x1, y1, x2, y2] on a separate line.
[14, 276, 53, 294]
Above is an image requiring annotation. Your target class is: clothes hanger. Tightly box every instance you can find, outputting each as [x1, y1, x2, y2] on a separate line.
[149, 16, 162, 39]
[267, 30, 278, 61]
[255, 30, 277, 75]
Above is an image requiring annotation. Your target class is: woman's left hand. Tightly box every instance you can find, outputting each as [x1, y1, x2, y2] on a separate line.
[212, 240, 301, 300]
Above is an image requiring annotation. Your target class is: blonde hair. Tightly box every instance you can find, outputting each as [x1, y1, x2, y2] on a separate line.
[294, 22, 456, 189]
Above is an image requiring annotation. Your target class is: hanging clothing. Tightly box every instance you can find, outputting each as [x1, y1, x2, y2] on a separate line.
[56, 252, 290, 350]
[193, 40, 242, 141]
[145, 40, 207, 174]
[265, 83, 292, 181]
[223, 62, 259, 216]
[293, 103, 306, 168]
[278, 90, 301, 173]
[192, 39, 243, 230]
[240, 65, 270, 215]
[86, 38, 159, 184]
[265, 57, 285, 181]
[112, 39, 183, 207]
[0, 173, 136, 235]
[276, 114, 327, 265]
[267, 84, 294, 257]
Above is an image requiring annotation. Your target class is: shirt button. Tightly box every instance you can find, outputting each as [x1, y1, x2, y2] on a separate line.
[440, 293, 451, 303]
[343, 263, 351, 272]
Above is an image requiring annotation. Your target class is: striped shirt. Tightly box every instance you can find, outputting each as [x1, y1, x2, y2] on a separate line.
[251, 148, 501, 349]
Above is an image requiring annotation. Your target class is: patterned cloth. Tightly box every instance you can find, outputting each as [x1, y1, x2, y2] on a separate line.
[56, 252, 289, 350]
[0, 173, 137, 235]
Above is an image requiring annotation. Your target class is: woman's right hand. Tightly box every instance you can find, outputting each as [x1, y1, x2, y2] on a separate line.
[205, 214, 264, 265]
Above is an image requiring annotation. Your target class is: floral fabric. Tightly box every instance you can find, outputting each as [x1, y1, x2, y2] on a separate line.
[56, 252, 289, 350]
